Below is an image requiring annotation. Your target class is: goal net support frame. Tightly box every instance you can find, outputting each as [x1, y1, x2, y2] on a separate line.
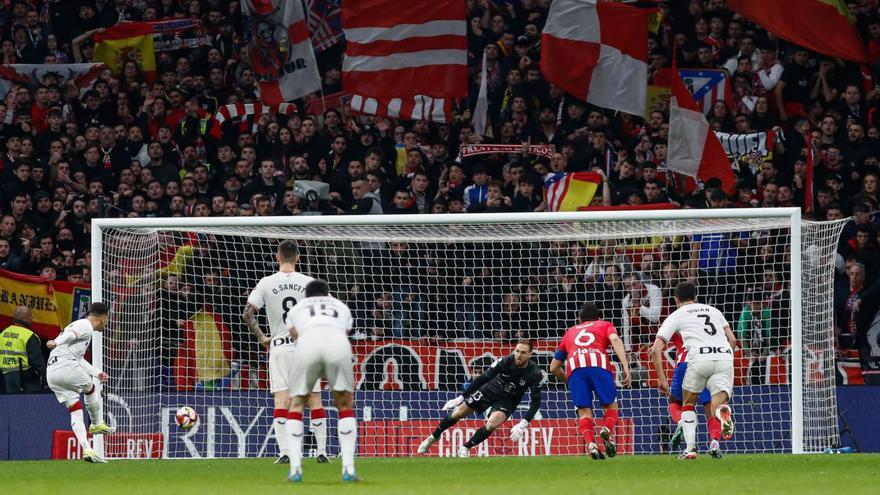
[90, 208, 843, 458]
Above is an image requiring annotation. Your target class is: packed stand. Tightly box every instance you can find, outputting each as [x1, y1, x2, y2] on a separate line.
[0, 0, 878, 391]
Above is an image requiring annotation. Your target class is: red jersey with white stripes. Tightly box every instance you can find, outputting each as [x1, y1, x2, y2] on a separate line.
[555, 320, 617, 377]
[671, 333, 688, 364]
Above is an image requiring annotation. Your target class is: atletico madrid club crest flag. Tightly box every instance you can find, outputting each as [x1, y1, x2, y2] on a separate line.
[93, 22, 157, 82]
[242, 0, 321, 105]
[678, 69, 733, 115]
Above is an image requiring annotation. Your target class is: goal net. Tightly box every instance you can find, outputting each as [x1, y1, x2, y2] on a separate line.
[91, 209, 845, 458]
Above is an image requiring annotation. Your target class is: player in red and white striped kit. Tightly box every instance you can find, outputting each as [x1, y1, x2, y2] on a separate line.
[550, 303, 631, 459]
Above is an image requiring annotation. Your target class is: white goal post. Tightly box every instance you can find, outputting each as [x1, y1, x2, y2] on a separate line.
[90, 208, 845, 458]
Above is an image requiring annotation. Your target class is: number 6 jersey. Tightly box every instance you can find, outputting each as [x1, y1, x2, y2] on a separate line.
[657, 303, 733, 363]
[555, 319, 618, 377]
[246, 270, 315, 352]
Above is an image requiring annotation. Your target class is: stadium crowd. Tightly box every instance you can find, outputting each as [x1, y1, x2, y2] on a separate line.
[1, 0, 880, 391]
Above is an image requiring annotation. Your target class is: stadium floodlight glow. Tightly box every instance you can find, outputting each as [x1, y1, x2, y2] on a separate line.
[91, 209, 844, 458]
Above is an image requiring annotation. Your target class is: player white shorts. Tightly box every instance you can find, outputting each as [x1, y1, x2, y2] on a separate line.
[47, 359, 94, 405]
[683, 359, 734, 398]
[269, 349, 321, 394]
[290, 332, 353, 397]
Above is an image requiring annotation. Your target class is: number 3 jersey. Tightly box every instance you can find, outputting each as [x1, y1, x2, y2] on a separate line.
[657, 303, 732, 363]
[246, 270, 314, 352]
[555, 319, 618, 377]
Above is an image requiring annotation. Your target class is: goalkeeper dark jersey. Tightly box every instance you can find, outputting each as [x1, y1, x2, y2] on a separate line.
[462, 354, 543, 420]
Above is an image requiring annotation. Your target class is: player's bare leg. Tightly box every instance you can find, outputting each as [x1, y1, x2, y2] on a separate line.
[287, 394, 307, 482]
[458, 410, 506, 457]
[332, 390, 359, 481]
[307, 391, 329, 462]
[272, 391, 290, 464]
[599, 402, 619, 458]
[711, 391, 733, 440]
[678, 390, 699, 459]
[576, 407, 604, 460]
[418, 402, 475, 454]
[705, 402, 723, 458]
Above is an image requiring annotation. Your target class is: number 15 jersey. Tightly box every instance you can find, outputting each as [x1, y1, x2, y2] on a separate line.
[657, 303, 732, 363]
[247, 270, 314, 352]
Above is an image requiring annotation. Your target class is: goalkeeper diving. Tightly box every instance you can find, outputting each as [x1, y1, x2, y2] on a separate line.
[417, 340, 543, 456]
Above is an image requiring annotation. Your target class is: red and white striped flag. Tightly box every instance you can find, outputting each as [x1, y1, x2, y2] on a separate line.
[541, 0, 653, 116]
[242, 0, 321, 105]
[349, 94, 452, 122]
[342, 0, 467, 118]
[209, 102, 298, 139]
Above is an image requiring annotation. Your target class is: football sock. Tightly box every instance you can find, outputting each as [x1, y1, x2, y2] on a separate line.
[708, 416, 722, 441]
[272, 409, 287, 456]
[311, 408, 327, 455]
[84, 385, 103, 425]
[669, 402, 682, 423]
[338, 410, 357, 475]
[603, 408, 619, 434]
[578, 417, 595, 444]
[464, 426, 491, 448]
[681, 405, 697, 452]
[68, 402, 89, 450]
[432, 415, 458, 439]
[288, 412, 304, 474]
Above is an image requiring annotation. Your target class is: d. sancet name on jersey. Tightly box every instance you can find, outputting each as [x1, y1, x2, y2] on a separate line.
[272, 283, 306, 295]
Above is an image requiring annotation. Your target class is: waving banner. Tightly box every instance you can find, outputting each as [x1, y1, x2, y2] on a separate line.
[715, 130, 777, 165]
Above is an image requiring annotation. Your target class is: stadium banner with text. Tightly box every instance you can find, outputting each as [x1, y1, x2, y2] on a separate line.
[17, 387, 880, 459]
[347, 339, 817, 390]
[148, 19, 211, 52]
[0, 269, 91, 341]
[52, 431, 163, 459]
[98, 387, 793, 457]
[458, 144, 555, 159]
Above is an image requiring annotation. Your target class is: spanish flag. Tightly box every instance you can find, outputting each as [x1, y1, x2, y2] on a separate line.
[0, 270, 91, 341]
[93, 22, 157, 82]
[174, 308, 235, 391]
[727, 0, 866, 63]
[544, 172, 602, 212]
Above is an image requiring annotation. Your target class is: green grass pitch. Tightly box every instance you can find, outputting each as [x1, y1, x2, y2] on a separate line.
[3, 455, 879, 495]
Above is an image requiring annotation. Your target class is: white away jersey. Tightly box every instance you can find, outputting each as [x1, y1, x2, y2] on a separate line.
[49, 318, 94, 362]
[657, 303, 733, 363]
[247, 270, 314, 351]
[286, 296, 352, 339]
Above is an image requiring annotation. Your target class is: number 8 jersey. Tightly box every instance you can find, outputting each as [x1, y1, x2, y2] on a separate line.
[657, 303, 733, 363]
[246, 270, 315, 352]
